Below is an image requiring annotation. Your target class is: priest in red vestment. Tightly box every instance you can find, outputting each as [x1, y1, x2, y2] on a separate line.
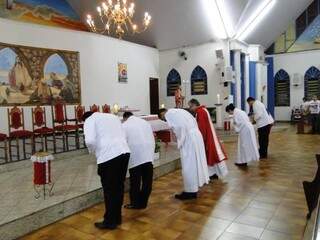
[188, 99, 228, 179]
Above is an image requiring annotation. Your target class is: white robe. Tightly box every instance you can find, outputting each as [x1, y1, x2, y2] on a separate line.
[233, 108, 260, 164]
[165, 109, 209, 192]
[122, 116, 155, 169]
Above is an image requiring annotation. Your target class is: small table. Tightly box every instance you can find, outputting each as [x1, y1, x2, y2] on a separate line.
[31, 152, 54, 199]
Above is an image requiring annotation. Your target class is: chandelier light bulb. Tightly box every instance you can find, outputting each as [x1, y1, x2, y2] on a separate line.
[86, 0, 151, 38]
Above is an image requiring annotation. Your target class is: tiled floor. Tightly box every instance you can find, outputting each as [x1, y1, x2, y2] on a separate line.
[0, 144, 179, 226]
[20, 125, 320, 239]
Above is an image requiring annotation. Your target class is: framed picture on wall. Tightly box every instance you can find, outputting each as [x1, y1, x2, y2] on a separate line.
[118, 63, 128, 83]
[0, 42, 81, 106]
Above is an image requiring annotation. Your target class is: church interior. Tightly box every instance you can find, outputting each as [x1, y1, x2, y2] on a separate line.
[0, 0, 320, 239]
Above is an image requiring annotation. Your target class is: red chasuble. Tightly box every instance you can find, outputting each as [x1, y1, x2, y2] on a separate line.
[196, 106, 227, 166]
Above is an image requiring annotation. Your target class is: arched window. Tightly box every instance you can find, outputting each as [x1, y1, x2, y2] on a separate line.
[274, 69, 290, 106]
[191, 66, 207, 95]
[167, 68, 181, 96]
[304, 66, 320, 99]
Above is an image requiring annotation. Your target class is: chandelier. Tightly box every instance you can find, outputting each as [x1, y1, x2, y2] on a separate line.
[86, 0, 151, 39]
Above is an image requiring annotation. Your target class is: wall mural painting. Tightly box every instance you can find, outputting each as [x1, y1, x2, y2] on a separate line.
[0, 42, 81, 106]
[0, 0, 87, 31]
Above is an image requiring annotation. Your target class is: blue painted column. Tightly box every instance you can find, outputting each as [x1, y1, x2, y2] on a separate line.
[230, 50, 236, 104]
[249, 61, 257, 98]
[266, 57, 275, 117]
[240, 53, 246, 110]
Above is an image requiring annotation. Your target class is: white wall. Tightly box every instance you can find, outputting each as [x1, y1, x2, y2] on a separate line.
[159, 42, 228, 109]
[0, 18, 159, 133]
[271, 49, 320, 121]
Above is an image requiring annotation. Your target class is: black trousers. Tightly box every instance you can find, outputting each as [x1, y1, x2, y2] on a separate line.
[257, 124, 271, 158]
[97, 153, 130, 225]
[310, 114, 320, 134]
[129, 162, 153, 208]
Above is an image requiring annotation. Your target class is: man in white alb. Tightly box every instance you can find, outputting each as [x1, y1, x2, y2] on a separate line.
[247, 97, 274, 159]
[226, 104, 259, 166]
[122, 112, 155, 209]
[158, 108, 209, 200]
[83, 111, 130, 230]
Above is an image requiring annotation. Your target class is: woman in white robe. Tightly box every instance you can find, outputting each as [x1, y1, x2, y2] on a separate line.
[226, 104, 259, 166]
[160, 108, 209, 200]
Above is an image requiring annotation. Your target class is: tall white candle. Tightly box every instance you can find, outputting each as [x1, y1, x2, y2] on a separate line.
[217, 94, 221, 104]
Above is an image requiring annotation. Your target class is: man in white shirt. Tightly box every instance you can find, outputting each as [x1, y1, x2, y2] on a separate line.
[122, 112, 155, 209]
[158, 108, 209, 200]
[83, 111, 130, 230]
[309, 95, 320, 134]
[247, 97, 274, 159]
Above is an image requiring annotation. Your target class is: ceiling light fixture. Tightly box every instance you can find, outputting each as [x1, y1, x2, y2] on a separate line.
[216, 0, 234, 38]
[202, 0, 228, 39]
[86, 0, 151, 39]
[235, 0, 276, 41]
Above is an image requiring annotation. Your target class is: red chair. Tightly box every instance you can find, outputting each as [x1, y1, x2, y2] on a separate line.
[102, 104, 111, 113]
[32, 106, 56, 153]
[7, 106, 34, 161]
[0, 133, 8, 163]
[74, 105, 86, 148]
[51, 100, 79, 152]
[74, 105, 85, 129]
[90, 104, 100, 112]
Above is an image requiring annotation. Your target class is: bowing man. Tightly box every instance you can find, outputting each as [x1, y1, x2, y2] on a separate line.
[226, 104, 259, 167]
[83, 111, 130, 230]
[122, 112, 155, 209]
[158, 108, 209, 200]
[188, 99, 228, 179]
[247, 97, 274, 159]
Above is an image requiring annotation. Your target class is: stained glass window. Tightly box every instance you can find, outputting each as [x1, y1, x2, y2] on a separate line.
[274, 69, 290, 106]
[191, 66, 207, 95]
[305, 66, 320, 99]
[167, 69, 181, 96]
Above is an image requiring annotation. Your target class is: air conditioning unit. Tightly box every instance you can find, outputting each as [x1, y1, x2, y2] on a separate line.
[292, 73, 302, 87]
[221, 66, 235, 83]
[215, 49, 224, 59]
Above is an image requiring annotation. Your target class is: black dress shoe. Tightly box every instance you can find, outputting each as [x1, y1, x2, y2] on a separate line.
[94, 222, 118, 230]
[210, 174, 219, 180]
[235, 163, 248, 167]
[175, 192, 197, 200]
[124, 204, 143, 210]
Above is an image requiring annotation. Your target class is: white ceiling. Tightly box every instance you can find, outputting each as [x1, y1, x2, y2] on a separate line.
[66, 0, 313, 51]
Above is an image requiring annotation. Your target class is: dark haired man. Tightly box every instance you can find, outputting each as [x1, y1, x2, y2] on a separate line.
[122, 112, 155, 209]
[188, 99, 228, 179]
[83, 111, 130, 230]
[246, 97, 274, 158]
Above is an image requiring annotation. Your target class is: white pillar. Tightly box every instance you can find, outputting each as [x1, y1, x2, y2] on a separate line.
[255, 62, 268, 105]
[234, 50, 241, 109]
[245, 54, 250, 113]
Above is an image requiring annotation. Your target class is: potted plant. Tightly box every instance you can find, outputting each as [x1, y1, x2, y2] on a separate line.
[154, 137, 161, 160]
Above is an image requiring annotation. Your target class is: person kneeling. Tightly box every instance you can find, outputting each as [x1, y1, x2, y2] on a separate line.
[122, 112, 154, 209]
